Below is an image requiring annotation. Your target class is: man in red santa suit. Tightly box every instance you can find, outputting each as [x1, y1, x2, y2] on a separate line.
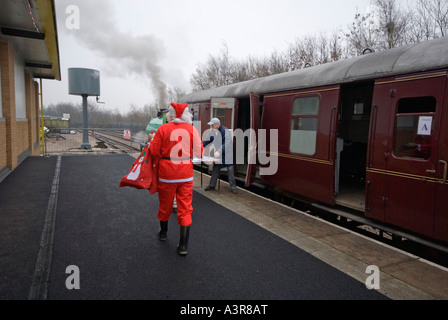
[148, 102, 204, 256]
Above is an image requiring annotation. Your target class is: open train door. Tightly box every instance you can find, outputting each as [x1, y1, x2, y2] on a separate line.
[209, 97, 236, 174]
[245, 93, 261, 187]
[367, 72, 446, 239]
[210, 97, 235, 130]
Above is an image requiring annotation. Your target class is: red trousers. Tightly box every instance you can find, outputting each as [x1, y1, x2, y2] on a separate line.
[157, 181, 193, 226]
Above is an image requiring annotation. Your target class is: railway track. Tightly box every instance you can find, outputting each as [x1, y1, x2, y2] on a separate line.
[94, 129, 448, 269]
[93, 129, 144, 154]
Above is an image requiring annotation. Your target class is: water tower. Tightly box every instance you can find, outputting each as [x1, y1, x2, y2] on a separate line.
[68, 68, 101, 149]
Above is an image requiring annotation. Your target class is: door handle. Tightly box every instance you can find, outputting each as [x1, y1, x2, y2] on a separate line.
[439, 160, 447, 184]
[426, 169, 436, 174]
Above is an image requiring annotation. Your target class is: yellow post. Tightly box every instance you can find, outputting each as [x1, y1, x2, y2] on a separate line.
[39, 78, 45, 156]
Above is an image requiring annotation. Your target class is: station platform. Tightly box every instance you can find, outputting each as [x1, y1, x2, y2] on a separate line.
[0, 154, 447, 303]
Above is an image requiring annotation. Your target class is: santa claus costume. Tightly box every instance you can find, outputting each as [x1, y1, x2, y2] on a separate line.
[149, 102, 203, 255]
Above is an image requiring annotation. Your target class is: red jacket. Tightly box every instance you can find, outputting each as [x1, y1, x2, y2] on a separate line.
[149, 122, 203, 183]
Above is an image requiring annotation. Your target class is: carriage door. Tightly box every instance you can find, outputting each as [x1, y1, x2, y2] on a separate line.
[434, 79, 448, 243]
[368, 72, 446, 239]
[210, 97, 235, 130]
[245, 92, 261, 187]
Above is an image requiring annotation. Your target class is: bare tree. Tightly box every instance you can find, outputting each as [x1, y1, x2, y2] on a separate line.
[166, 86, 187, 103]
[285, 35, 316, 69]
[190, 66, 212, 91]
[246, 55, 270, 78]
[285, 31, 345, 69]
[230, 58, 252, 83]
[190, 42, 234, 91]
[329, 30, 347, 61]
[142, 103, 159, 119]
[316, 33, 330, 64]
[263, 51, 289, 75]
[374, 0, 409, 49]
[190, 43, 289, 90]
[345, 9, 382, 55]
[406, 7, 431, 42]
[415, 0, 448, 38]
[189, 1, 447, 91]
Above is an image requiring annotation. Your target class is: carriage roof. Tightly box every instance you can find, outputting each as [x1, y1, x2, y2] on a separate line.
[180, 36, 448, 104]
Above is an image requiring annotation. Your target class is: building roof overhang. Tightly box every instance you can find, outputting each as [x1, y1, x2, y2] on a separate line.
[0, 0, 61, 81]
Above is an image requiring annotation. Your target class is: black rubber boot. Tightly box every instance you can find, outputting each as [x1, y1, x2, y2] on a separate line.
[177, 226, 190, 256]
[158, 221, 168, 241]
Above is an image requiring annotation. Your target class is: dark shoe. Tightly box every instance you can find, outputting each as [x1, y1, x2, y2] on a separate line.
[159, 221, 168, 241]
[177, 226, 190, 256]
[231, 189, 237, 194]
[205, 186, 215, 191]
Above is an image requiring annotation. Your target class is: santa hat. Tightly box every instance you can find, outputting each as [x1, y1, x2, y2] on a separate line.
[170, 102, 189, 123]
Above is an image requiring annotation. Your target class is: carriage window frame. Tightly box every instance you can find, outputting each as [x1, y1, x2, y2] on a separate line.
[393, 96, 436, 160]
[289, 96, 319, 156]
[212, 108, 227, 127]
[192, 110, 199, 131]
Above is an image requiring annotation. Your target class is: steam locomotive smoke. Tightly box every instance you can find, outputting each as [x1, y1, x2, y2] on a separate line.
[63, 0, 167, 105]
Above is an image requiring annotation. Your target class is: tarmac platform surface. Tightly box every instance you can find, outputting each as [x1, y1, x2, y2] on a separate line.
[1, 154, 446, 304]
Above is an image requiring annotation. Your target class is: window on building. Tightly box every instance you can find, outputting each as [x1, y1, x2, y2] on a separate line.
[14, 58, 26, 119]
[393, 96, 436, 160]
[290, 96, 319, 155]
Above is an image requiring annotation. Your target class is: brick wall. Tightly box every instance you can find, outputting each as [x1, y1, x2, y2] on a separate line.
[0, 121, 6, 169]
[0, 42, 18, 170]
[16, 120, 29, 156]
[0, 41, 43, 174]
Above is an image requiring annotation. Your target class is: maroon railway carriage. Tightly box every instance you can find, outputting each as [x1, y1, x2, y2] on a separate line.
[180, 37, 448, 245]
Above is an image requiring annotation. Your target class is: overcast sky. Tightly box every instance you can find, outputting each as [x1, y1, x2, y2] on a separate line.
[44, 0, 379, 114]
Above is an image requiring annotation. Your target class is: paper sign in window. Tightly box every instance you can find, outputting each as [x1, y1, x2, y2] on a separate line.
[417, 116, 432, 135]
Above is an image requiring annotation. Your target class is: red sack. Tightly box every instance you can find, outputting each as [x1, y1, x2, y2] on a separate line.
[119, 144, 156, 191]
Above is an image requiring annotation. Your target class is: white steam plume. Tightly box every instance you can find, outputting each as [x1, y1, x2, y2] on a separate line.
[60, 0, 167, 105]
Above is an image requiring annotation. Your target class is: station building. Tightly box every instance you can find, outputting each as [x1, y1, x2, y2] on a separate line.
[0, 0, 60, 182]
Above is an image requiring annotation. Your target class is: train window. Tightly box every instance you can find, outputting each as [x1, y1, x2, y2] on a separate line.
[213, 108, 226, 125]
[397, 96, 436, 114]
[393, 96, 436, 160]
[354, 102, 364, 115]
[290, 97, 319, 155]
[214, 108, 226, 117]
[193, 111, 199, 131]
[292, 97, 319, 115]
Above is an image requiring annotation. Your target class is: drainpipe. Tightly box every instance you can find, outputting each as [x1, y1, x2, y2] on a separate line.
[39, 78, 45, 156]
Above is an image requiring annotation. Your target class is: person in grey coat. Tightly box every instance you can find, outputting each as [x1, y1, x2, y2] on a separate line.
[202, 118, 237, 194]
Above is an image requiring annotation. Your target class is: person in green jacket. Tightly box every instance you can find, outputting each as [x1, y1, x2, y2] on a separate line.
[146, 109, 167, 134]
[141, 109, 168, 150]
